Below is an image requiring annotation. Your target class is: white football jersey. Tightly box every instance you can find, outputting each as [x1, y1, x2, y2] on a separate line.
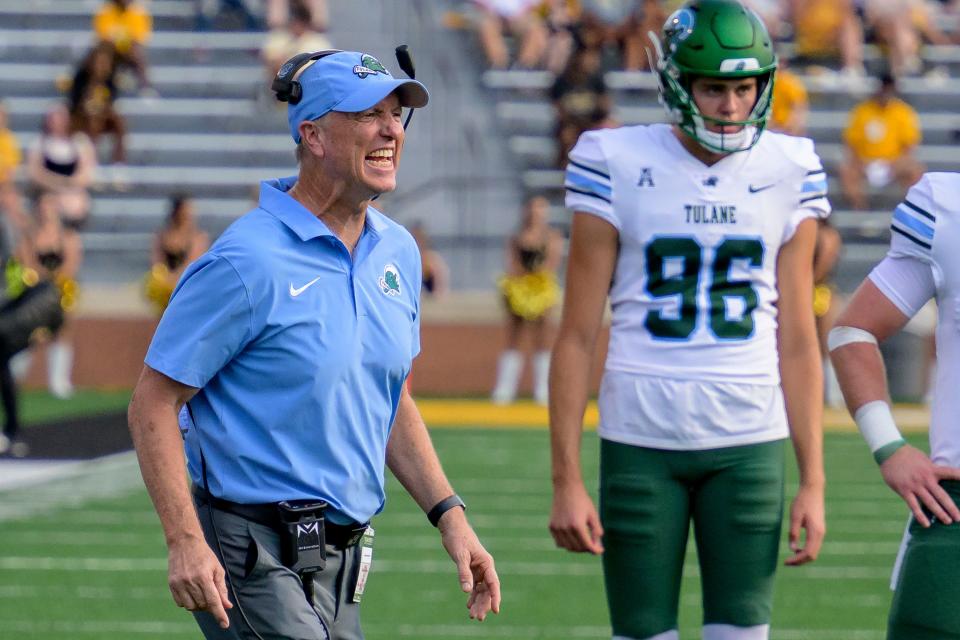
[868, 173, 960, 467]
[566, 123, 830, 449]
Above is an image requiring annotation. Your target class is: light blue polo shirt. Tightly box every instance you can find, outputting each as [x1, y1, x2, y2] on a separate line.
[145, 176, 421, 524]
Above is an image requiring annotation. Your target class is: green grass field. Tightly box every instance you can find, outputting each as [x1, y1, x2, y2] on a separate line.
[0, 401, 917, 639]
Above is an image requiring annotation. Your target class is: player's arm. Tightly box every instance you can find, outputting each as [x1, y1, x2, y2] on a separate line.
[386, 387, 500, 620]
[776, 217, 826, 565]
[548, 212, 616, 555]
[830, 271, 960, 527]
[127, 366, 232, 628]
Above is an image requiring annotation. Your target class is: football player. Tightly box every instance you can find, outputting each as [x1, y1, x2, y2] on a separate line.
[829, 172, 960, 639]
[548, 2, 828, 639]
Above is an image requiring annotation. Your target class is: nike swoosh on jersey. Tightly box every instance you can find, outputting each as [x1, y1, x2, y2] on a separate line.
[289, 276, 322, 297]
[748, 183, 777, 193]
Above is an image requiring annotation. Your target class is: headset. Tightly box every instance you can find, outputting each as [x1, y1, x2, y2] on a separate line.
[271, 45, 419, 130]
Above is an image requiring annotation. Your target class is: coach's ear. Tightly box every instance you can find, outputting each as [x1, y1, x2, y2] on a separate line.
[298, 120, 326, 161]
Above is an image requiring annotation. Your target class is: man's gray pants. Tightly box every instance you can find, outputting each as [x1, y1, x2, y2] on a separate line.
[193, 499, 364, 640]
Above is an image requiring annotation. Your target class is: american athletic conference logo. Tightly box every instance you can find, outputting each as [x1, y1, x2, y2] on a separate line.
[379, 264, 401, 296]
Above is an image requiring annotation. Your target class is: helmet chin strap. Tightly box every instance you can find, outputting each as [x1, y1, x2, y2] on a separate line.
[691, 114, 756, 153]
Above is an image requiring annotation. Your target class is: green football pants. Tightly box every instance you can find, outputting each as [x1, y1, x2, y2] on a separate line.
[600, 438, 786, 639]
[888, 480, 960, 640]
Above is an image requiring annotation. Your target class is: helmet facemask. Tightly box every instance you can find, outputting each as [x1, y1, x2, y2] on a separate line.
[648, 2, 778, 154]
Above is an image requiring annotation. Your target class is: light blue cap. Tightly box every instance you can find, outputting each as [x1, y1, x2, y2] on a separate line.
[286, 50, 429, 143]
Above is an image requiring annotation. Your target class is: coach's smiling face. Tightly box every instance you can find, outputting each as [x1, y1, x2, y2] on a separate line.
[308, 92, 405, 201]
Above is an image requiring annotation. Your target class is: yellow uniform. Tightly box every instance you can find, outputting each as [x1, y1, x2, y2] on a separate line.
[769, 69, 807, 133]
[843, 98, 921, 162]
[794, 0, 845, 57]
[0, 128, 21, 183]
[93, 2, 152, 53]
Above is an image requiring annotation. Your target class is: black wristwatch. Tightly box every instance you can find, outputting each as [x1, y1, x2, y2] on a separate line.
[427, 494, 466, 527]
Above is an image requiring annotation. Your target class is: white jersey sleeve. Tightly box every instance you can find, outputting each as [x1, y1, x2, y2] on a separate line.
[783, 137, 831, 243]
[868, 174, 939, 317]
[887, 174, 937, 261]
[565, 131, 616, 228]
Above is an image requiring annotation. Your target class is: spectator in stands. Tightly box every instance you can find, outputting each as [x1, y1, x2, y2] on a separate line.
[492, 195, 563, 405]
[473, 0, 550, 69]
[195, 0, 264, 31]
[550, 43, 616, 167]
[15, 193, 82, 399]
[144, 194, 210, 315]
[768, 56, 809, 136]
[787, 0, 865, 79]
[93, 0, 154, 94]
[862, 0, 952, 77]
[262, 0, 333, 81]
[69, 42, 128, 178]
[27, 105, 97, 231]
[578, 0, 666, 71]
[267, 0, 328, 31]
[410, 221, 451, 299]
[838, 72, 924, 210]
[0, 102, 26, 237]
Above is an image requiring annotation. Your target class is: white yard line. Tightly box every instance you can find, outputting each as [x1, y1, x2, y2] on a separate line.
[0, 452, 143, 523]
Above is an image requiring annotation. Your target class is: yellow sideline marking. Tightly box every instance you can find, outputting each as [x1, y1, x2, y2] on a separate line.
[416, 399, 931, 433]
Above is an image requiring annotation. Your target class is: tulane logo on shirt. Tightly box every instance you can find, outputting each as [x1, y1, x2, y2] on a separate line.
[379, 264, 401, 296]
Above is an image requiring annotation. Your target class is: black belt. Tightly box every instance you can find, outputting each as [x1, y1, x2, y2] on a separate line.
[192, 485, 368, 548]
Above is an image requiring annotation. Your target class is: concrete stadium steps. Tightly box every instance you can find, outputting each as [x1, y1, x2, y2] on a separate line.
[509, 135, 960, 175]
[0, 30, 264, 67]
[7, 96, 286, 136]
[0, 0, 199, 32]
[484, 69, 960, 112]
[495, 102, 960, 145]
[0, 63, 268, 100]
[89, 196, 253, 233]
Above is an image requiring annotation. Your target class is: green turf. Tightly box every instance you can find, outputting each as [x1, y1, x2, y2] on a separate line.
[18, 388, 131, 426]
[0, 428, 918, 639]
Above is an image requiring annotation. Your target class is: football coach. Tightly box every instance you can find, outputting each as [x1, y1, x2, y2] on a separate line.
[128, 49, 500, 639]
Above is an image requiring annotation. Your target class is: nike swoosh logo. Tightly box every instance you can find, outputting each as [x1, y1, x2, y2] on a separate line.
[748, 183, 777, 193]
[289, 276, 322, 297]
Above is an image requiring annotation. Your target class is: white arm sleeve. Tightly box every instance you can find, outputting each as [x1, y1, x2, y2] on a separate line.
[868, 254, 936, 319]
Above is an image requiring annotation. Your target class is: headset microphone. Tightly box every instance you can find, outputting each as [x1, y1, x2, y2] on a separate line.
[395, 45, 417, 130]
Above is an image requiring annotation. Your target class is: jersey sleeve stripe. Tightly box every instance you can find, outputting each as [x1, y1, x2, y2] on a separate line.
[806, 169, 825, 177]
[891, 225, 932, 250]
[800, 194, 828, 205]
[902, 199, 935, 222]
[566, 186, 612, 204]
[893, 206, 934, 239]
[565, 170, 612, 199]
[566, 163, 612, 189]
[801, 179, 828, 193]
[568, 158, 611, 181]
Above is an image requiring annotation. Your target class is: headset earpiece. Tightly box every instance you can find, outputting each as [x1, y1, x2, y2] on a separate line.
[272, 49, 343, 105]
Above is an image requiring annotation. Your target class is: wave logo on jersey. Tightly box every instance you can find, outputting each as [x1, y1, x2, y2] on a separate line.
[379, 264, 402, 296]
[354, 54, 388, 79]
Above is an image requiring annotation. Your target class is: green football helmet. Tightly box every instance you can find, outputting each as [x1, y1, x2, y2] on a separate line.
[651, 0, 777, 153]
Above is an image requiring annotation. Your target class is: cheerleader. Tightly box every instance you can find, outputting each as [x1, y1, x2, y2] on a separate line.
[492, 196, 563, 405]
[14, 192, 82, 399]
[143, 194, 208, 315]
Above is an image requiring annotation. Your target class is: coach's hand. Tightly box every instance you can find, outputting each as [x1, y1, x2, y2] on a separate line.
[438, 509, 501, 621]
[168, 534, 233, 628]
[549, 481, 604, 555]
[785, 483, 825, 566]
[881, 444, 960, 528]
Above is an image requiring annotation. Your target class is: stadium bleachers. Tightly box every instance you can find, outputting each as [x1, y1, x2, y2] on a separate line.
[483, 44, 960, 291]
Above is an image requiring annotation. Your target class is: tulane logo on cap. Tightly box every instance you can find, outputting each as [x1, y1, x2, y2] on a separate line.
[353, 54, 388, 79]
